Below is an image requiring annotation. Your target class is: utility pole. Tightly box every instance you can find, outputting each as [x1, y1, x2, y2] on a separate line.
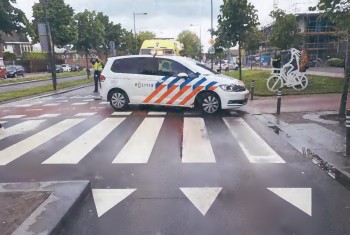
[211, 0, 214, 70]
[41, 0, 57, 90]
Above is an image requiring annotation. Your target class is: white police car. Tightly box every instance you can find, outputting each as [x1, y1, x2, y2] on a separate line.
[100, 55, 249, 114]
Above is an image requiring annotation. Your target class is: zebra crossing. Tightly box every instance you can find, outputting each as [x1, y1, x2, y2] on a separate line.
[0, 113, 286, 167]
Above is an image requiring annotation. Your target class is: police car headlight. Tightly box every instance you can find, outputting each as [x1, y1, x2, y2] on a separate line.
[219, 84, 246, 92]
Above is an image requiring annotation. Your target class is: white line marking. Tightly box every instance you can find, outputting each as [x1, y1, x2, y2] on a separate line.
[0, 120, 46, 141]
[182, 118, 216, 163]
[0, 121, 7, 124]
[71, 103, 88, 106]
[92, 189, 136, 217]
[56, 100, 69, 103]
[99, 102, 110, 105]
[15, 104, 32, 108]
[180, 187, 222, 216]
[268, 188, 312, 216]
[43, 118, 125, 164]
[83, 99, 94, 102]
[70, 96, 82, 99]
[113, 118, 164, 164]
[43, 103, 60, 107]
[26, 109, 43, 112]
[1, 115, 26, 119]
[37, 114, 61, 118]
[111, 112, 132, 116]
[0, 119, 84, 165]
[223, 118, 285, 163]
[147, 112, 167, 116]
[74, 112, 96, 117]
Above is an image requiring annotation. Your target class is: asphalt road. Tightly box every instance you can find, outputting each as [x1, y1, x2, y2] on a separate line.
[0, 87, 350, 235]
[0, 74, 88, 93]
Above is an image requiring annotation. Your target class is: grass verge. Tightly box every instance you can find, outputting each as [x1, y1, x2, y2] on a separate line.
[0, 77, 92, 102]
[0, 71, 86, 85]
[226, 69, 345, 96]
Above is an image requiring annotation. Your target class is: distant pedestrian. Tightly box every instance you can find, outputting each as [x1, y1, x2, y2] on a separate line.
[272, 51, 281, 73]
[90, 58, 104, 92]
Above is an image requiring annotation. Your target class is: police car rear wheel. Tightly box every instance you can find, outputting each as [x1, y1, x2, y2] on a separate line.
[199, 93, 221, 115]
[110, 91, 128, 110]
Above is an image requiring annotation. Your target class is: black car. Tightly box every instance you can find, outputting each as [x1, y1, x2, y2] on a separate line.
[70, 65, 79, 72]
[6, 66, 25, 78]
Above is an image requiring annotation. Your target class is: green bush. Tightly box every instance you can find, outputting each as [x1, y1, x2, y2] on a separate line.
[3, 52, 17, 61]
[326, 58, 345, 67]
[22, 52, 47, 60]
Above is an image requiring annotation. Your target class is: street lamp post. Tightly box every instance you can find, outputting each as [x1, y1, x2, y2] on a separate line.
[40, 0, 57, 90]
[211, 0, 214, 69]
[190, 24, 202, 59]
[133, 12, 148, 54]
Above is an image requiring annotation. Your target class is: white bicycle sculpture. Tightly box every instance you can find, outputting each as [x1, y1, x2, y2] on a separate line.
[267, 48, 308, 92]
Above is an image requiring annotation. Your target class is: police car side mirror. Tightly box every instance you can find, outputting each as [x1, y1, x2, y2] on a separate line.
[177, 73, 188, 79]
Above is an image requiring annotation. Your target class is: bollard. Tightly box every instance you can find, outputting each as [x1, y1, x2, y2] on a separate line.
[250, 80, 255, 100]
[276, 89, 282, 115]
[346, 110, 350, 157]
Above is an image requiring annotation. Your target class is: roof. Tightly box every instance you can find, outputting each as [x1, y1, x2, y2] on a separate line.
[0, 31, 29, 43]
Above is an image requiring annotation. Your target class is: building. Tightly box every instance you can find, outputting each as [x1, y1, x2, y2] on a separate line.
[259, 12, 346, 66]
[0, 31, 33, 58]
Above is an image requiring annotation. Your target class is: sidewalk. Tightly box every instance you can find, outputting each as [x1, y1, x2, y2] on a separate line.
[245, 94, 350, 188]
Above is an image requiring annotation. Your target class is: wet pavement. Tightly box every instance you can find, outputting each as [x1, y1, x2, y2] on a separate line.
[1, 86, 350, 234]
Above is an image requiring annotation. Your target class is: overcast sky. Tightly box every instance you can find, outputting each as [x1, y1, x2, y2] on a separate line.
[15, 0, 318, 51]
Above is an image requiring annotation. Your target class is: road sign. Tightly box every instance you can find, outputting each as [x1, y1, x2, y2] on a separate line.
[209, 38, 215, 46]
[208, 46, 215, 54]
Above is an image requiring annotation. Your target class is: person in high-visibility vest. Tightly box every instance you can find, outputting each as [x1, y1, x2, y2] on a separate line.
[91, 58, 104, 92]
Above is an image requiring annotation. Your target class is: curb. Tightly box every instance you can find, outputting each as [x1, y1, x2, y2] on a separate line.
[0, 83, 93, 105]
[254, 113, 350, 190]
[0, 74, 86, 87]
[0, 181, 91, 235]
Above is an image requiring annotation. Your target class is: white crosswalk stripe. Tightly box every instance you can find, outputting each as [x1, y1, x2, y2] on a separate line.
[182, 118, 216, 163]
[223, 117, 285, 163]
[1, 115, 26, 119]
[37, 114, 61, 118]
[0, 120, 46, 141]
[0, 116, 287, 166]
[113, 117, 164, 164]
[147, 112, 167, 116]
[43, 118, 125, 164]
[0, 119, 84, 165]
[72, 102, 88, 106]
[43, 103, 60, 107]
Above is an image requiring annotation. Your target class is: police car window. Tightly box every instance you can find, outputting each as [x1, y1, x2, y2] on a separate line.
[111, 58, 156, 75]
[157, 58, 195, 78]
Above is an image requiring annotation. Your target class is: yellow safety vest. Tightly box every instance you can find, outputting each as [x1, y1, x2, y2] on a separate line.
[94, 62, 103, 71]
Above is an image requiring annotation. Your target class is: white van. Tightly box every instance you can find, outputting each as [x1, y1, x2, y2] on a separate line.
[100, 55, 249, 114]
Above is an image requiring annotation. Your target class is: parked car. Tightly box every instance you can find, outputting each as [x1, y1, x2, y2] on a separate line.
[6, 65, 25, 78]
[60, 64, 71, 72]
[55, 65, 64, 73]
[100, 55, 249, 115]
[0, 68, 6, 79]
[217, 61, 239, 72]
[70, 65, 81, 72]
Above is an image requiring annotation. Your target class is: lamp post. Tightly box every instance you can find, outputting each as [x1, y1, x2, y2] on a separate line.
[190, 24, 202, 59]
[40, 0, 57, 90]
[211, 0, 214, 69]
[133, 12, 148, 54]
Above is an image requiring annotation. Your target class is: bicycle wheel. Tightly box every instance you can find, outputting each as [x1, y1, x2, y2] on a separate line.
[267, 75, 283, 92]
[292, 73, 308, 91]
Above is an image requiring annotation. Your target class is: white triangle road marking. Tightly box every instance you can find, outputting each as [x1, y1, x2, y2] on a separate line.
[180, 187, 222, 216]
[92, 189, 136, 217]
[267, 188, 312, 216]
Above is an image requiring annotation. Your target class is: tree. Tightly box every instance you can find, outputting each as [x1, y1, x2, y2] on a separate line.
[177, 30, 200, 58]
[119, 29, 135, 55]
[244, 27, 264, 53]
[269, 9, 304, 50]
[74, 10, 105, 68]
[312, 0, 350, 119]
[31, 0, 77, 48]
[0, 0, 28, 56]
[215, 0, 259, 80]
[96, 12, 124, 57]
[137, 31, 156, 50]
[3, 52, 16, 61]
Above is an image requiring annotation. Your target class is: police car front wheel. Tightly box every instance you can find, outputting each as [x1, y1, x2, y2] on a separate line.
[110, 91, 128, 110]
[197, 92, 221, 115]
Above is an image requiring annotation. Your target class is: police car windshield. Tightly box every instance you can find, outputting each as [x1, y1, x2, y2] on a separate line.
[195, 63, 218, 75]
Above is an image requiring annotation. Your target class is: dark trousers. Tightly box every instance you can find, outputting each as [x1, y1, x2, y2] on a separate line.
[94, 71, 101, 92]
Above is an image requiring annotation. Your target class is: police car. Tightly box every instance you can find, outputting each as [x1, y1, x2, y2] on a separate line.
[100, 55, 249, 114]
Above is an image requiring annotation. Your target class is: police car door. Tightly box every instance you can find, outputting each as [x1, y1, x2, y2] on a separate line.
[143, 58, 195, 106]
